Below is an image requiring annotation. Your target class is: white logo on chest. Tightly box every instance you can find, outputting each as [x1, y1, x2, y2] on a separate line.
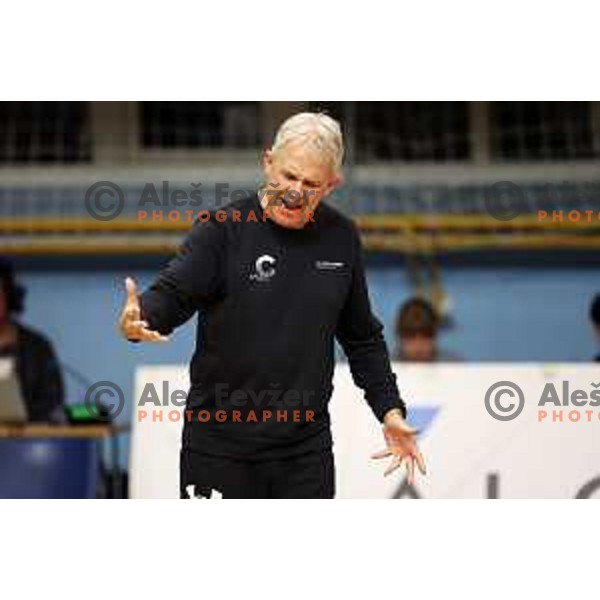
[250, 254, 277, 281]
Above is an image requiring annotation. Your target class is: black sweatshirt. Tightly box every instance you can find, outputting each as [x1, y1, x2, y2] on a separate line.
[140, 193, 405, 459]
[0, 324, 64, 422]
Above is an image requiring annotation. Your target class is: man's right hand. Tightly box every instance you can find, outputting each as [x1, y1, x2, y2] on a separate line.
[118, 277, 169, 342]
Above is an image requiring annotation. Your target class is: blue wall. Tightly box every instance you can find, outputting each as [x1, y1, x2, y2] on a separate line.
[15, 260, 600, 469]
[367, 265, 599, 362]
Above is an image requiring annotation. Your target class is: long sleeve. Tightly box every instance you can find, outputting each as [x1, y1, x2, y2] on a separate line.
[16, 326, 65, 422]
[335, 227, 406, 421]
[139, 219, 226, 335]
[31, 337, 65, 422]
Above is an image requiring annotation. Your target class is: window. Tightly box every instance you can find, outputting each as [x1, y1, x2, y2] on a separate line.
[0, 102, 91, 164]
[311, 101, 470, 162]
[491, 101, 595, 161]
[140, 101, 261, 149]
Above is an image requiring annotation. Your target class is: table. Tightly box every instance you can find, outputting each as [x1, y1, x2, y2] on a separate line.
[0, 424, 123, 499]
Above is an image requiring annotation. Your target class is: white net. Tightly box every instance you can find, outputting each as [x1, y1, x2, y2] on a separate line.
[140, 101, 261, 150]
[0, 101, 91, 165]
[1, 102, 599, 256]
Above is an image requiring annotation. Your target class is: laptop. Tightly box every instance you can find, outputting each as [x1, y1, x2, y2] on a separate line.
[0, 359, 28, 423]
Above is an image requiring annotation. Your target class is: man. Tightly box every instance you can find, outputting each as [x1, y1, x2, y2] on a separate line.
[119, 112, 425, 498]
[590, 294, 600, 362]
[394, 297, 462, 362]
[0, 258, 65, 422]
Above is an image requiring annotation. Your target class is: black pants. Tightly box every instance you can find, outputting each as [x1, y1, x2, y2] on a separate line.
[180, 449, 335, 499]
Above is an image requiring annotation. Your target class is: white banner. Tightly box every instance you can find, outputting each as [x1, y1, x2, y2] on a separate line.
[130, 363, 600, 498]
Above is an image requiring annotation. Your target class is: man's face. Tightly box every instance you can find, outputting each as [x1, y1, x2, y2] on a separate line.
[261, 142, 340, 230]
[400, 333, 437, 362]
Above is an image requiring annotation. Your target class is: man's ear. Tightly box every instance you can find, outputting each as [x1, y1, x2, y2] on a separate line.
[324, 172, 344, 195]
[262, 148, 273, 170]
[333, 172, 344, 188]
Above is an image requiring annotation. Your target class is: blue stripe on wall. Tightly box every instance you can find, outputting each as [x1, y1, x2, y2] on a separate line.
[14, 262, 600, 470]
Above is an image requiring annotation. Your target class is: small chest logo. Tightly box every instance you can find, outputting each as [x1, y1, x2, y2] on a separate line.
[250, 254, 277, 282]
[315, 260, 345, 271]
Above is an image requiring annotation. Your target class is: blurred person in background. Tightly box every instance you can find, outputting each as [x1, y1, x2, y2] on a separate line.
[0, 258, 65, 422]
[590, 293, 600, 362]
[393, 296, 462, 362]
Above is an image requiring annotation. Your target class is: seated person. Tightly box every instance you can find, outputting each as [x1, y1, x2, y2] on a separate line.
[393, 297, 462, 362]
[590, 294, 600, 362]
[0, 259, 64, 421]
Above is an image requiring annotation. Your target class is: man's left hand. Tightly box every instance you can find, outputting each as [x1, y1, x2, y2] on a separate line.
[371, 408, 427, 485]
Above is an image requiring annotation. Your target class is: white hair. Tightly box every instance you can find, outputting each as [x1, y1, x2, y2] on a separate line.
[272, 112, 344, 172]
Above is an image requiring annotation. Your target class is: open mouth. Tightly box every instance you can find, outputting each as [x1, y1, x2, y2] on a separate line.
[281, 194, 304, 211]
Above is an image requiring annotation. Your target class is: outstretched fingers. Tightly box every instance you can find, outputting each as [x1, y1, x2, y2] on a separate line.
[123, 277, 141, 322]
[371, 449, 393, 459]
[384, 455, 404, 477]
[125, 277, 139, 303]
[136, 324, 169, 342]
[415, 450, 427, 475]
[406, 456, 415, 486]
